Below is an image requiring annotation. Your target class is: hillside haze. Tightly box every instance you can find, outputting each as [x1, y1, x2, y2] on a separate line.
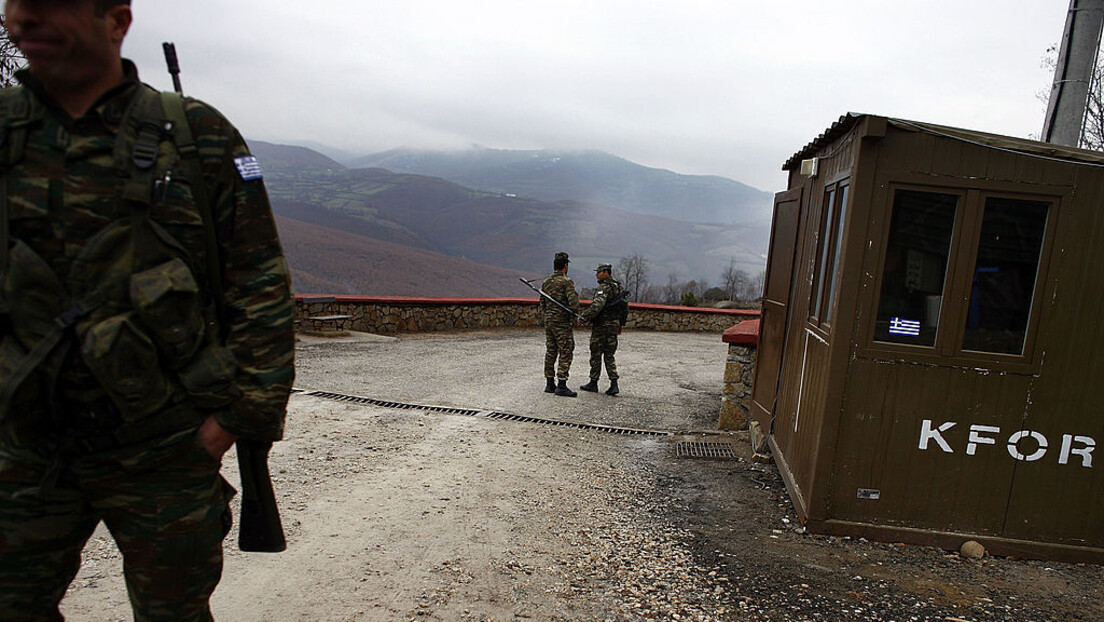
[276, 215, 538, 297]
[350, 146, 772, 226]
[251, 141, 771, 297]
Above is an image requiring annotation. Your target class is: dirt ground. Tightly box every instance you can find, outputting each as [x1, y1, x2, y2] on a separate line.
[60, 329, 1104, 621]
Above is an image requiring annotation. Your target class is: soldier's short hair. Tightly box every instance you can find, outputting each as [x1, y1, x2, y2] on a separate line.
[554, 252, 570, 271]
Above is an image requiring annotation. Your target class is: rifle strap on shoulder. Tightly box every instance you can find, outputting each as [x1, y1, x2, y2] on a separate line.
[158, 91, 227, 331]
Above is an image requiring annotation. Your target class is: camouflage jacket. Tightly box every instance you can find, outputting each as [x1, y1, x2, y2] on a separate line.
[580, 276, 626, 325]
[540, 271, 579, 325]
[0, 60, 294, 442]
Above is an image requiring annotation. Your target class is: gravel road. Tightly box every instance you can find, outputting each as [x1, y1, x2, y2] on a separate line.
[60, 329, 1104, 621]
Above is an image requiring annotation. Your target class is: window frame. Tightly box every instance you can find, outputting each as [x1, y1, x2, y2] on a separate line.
[863, 180, 1062, 372]
[808, 177, 851, 335]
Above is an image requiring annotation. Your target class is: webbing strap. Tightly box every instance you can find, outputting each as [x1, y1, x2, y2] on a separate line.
[0, 168, 8, 279]
[0, 87, 34, 289]
[159, 92, 225, 322]
[0, 325, 64, 418]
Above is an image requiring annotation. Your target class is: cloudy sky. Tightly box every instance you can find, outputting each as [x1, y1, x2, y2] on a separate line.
[123, 1, 1068, 192]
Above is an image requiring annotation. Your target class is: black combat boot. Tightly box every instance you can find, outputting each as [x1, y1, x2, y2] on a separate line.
[580, 380, 599, 392]
[554, 380, 577, 397]
[605, 380, 619, 396]
[545, 378, 556, 393]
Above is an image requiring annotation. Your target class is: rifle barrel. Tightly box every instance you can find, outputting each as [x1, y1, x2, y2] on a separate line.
[162, 42, 183, 94]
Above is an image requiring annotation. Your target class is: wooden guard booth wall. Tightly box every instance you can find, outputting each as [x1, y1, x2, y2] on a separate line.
[752, 113, 1104, 563]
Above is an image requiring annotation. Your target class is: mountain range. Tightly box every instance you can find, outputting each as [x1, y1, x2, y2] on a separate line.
[251, 141, 774, 298]
[349, 146, 772, 226]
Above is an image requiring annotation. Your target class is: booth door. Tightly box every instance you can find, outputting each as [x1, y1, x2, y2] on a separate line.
[750, 187, 803, 428]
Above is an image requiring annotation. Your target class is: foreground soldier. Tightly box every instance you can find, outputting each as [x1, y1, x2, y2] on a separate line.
[579, 263, 627, 395]
[0, 1, 295, 620]
[541, 252, 579, 397]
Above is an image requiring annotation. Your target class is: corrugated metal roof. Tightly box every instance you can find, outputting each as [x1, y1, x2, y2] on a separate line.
[783, 113, 1104, 171]
[782, 113, 865, 171]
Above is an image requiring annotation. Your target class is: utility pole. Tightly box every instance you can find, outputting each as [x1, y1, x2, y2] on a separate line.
[1042, 0, 1104, 147]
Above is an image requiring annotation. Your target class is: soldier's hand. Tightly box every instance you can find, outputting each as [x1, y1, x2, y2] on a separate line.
[198, 415, 239, 462]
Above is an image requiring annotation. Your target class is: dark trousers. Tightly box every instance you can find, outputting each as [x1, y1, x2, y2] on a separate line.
[0, 429, 234, 621]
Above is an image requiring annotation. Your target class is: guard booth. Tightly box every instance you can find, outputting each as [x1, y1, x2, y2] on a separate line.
[752, 113, 1104, 563]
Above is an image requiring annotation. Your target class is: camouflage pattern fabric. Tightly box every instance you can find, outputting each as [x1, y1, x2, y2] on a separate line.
[0, 429, 232, 621]
[0, 61, 294, 439]
[588, 325, 620, 382]
[544, 324, 575, 381]
[540, 272, 578, 381]
[0, 61, 294, 619]
[581, 276, 625, 381]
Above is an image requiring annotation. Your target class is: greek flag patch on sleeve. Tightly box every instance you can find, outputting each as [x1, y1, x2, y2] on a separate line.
[234, 156, 264, 181]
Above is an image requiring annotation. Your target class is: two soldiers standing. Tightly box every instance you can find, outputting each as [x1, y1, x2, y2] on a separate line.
[539, 253, 626, 397]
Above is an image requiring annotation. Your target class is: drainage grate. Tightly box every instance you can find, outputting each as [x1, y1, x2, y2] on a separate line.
[295, 388, 669, 436]
[485, 412, 669, 437]
[302, 390, 481, 416]
[676, 441, 741, 459]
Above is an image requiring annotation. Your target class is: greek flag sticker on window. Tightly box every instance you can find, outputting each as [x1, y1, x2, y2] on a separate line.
[889, 317, 921, 337]
[235, 156, 264, 181]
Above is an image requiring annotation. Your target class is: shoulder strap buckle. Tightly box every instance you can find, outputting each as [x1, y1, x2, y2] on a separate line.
[132, 120, 172, 170]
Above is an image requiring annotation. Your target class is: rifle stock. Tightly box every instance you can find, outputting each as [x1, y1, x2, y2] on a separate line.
[236, 440, 287, 552]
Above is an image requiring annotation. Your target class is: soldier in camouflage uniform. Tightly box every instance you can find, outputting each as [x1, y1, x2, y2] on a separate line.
[0, 1, 295, 620]
[579, 263, 626, 396]
[541, 252, 579, 397]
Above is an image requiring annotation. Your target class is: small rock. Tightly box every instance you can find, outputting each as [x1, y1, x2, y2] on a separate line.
[960, 540, 986, 559]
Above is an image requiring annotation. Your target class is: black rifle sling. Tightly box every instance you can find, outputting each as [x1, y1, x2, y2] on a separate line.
[158, 91, 227, 334]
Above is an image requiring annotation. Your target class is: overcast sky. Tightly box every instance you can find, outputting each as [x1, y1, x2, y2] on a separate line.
[122, 1, 1068, 192]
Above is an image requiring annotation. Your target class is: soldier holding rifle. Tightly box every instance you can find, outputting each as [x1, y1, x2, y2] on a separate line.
[537, 252, 580, 397]
[0, 1, 294, 620]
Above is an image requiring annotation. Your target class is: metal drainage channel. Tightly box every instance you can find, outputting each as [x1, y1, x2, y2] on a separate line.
[298, 389, 669, 437]
[675, 441, 740, 459]
[302, 390, 481, 417]
[484, 412, 668, 437]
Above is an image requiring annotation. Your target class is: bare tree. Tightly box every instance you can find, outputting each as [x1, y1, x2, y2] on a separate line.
[662, 272, 681, 305]
[641, 284, 663, 304]
[720, 258, 750, 301]
[617, 254, 649, 302]
[745, 270, 766, 301]
[0, 17, 24, 88]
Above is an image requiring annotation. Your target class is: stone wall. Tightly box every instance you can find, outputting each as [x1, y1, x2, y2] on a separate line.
[719, 319, 760, 431]
[294, 295, 759, 335]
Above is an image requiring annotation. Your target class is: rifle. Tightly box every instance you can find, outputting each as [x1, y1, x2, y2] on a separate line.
[163, 42, 287, 553]
[519, 277, 581, 320]
[235, 440, 287, 552]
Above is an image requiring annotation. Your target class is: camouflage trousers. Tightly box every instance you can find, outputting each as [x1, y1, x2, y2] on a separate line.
[588, 322, 620, 381]
[544, 323, 575, 381]
[0, 427, 235, 622]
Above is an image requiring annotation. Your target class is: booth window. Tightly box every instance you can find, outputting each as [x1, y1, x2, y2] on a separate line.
[872, 186, 1055, 363]
[962, 198, 1049, 355]
[874, 189, 958, 346]
[810, 182, 850, 329]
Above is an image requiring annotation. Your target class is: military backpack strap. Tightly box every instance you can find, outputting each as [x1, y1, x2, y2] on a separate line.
[111, 88, 224, 323]
[0, 86, 36, 284]
[158, 91, 225, 319]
